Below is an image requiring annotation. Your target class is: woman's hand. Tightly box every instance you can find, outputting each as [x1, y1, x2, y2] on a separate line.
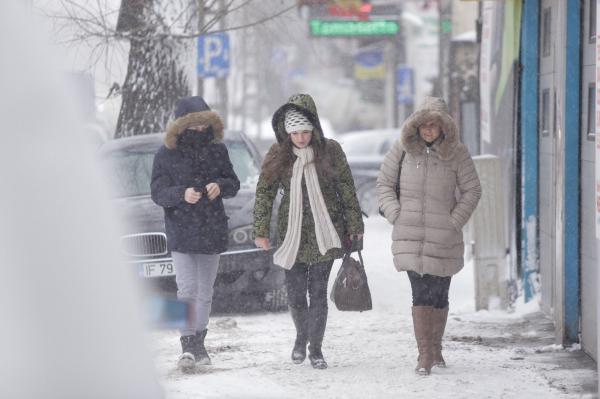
[184, 187, 202, 204]
[254, 237, 271, 251]
[348, 233, 363, 241]
[206, 182, 221, 200]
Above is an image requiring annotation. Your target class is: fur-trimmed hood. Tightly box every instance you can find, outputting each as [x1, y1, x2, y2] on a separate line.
[164, 111, 224, 149]
[400, 96, 459, 160]
[164, 96, 224, 149]
[271, 94, 326, 145]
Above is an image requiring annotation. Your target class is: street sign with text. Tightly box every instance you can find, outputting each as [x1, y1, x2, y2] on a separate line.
[309, 19, 399, 37]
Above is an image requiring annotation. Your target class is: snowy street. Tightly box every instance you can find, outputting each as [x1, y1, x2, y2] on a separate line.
[150, 217, 597, 399]
[4, 2, 600, 398]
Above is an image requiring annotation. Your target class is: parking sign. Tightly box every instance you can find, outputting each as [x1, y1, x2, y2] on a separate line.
[197, 33, 230, 78]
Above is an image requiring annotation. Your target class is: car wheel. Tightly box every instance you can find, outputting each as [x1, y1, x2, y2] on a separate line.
[358, 186, 378, 216]
[262, 286, 288, 312]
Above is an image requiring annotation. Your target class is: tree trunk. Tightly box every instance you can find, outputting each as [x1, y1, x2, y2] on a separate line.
[115, 27, 190, 138]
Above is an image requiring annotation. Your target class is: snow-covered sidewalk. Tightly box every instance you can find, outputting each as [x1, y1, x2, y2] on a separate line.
[149, 217, 597, 399]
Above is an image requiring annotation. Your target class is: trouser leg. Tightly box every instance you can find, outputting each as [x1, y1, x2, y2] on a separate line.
[173, 251, 199, 337]
[193, 254, 220, 332]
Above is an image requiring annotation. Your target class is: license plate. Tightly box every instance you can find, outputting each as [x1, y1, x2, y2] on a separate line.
[140, 262, 176, 278]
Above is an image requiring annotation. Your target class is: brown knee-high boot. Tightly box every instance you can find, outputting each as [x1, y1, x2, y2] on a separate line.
[412, 306, 433, 375]
[431, 307, 449, 367]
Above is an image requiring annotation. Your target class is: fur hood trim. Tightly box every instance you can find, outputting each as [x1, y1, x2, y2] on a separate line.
[165, 110, 224, 149]
[400, 96, 459, 160]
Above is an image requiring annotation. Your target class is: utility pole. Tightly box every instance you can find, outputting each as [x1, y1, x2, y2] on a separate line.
[384, 41, 397, 128]
[216, 0, 228, 124]
[240, 6, 248, 134]
[197, 0, 205, 97]
[384, 3, 403, 128]
[438, 0, 452, 101]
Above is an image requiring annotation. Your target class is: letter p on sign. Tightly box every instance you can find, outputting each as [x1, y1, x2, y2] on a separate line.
[197, 33, 230, 78]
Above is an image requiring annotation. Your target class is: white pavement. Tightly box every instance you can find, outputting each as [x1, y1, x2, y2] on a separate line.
[149, 217, 597, 399]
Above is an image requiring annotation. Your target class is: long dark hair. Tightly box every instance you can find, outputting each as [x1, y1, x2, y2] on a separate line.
[260, 135, 332, 183]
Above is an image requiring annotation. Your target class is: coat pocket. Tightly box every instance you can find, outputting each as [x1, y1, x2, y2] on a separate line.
[448, 213, 461, 232]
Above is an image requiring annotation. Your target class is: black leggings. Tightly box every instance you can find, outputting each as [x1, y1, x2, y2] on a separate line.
[285, 260, 333, 311]
[407, 271, 451, 309]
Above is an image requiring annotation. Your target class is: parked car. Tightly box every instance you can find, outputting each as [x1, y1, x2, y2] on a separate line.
[337, 129, 399, 215]
[98, 131, 286, 312]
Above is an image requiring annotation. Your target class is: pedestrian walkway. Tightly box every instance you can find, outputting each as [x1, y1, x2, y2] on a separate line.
[447, 309, 597, 398]
[152, 216, 598, 398]
[153, 305, 598, 399]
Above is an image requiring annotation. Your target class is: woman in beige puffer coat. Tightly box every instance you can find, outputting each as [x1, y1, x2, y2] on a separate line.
[377, 96, 481, 375]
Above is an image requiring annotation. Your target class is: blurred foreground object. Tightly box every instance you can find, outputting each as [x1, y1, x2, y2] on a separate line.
[0, 1, 163, 398]
[145, 296, 191, 330]
[466, 155, 510, 311]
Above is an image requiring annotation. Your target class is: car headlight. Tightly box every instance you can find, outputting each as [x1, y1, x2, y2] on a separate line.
[229, 224, 254, 246]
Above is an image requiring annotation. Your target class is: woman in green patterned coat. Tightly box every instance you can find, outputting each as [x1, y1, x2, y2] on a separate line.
[253, 94, 364, 369]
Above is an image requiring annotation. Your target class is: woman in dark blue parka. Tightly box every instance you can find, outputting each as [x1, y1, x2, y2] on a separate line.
[151, 96, 240, 372]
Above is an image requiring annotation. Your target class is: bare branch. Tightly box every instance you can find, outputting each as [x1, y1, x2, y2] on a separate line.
[42, 0, 296, 47]
[168, 1, 196, 31]
[172, 3, 296, 39]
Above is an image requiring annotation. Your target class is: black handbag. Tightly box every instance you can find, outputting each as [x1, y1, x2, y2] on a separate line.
[330, 249, 372, 312]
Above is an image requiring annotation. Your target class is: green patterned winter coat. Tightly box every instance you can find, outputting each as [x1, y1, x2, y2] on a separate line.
[253, 94, 364, 265]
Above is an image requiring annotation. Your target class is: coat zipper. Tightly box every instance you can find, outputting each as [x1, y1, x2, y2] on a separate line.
[419, 147, 431, 275]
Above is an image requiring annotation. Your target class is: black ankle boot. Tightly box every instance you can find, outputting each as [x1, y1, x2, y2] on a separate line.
[308, 348, 328, 369]
[289, 308, 308, 364]
[292, 340, 307, 364]
[308, 308, 328, 369]
[195, 329, 211, 365]
[178, 335, 197, 373]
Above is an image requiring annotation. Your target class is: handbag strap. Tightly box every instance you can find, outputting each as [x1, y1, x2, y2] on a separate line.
[395, 150, 406, 200]
[342, 239, 364, 269]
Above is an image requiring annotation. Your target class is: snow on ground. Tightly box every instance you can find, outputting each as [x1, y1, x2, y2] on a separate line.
[149, 216, 596, 399]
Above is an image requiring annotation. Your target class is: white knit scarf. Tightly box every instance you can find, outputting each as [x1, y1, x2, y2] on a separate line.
[273, 146, 341, 269]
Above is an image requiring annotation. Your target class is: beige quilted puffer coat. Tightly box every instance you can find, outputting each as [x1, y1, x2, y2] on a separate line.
[376, 97, 481, 277]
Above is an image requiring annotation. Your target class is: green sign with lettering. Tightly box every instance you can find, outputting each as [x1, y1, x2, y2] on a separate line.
[309, 19, 399, 37]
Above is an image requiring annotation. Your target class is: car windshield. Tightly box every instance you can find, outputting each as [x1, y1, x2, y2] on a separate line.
[340, 133, 385, 157]
[104, 141, 259, 198]
[339, 131, 396, 157]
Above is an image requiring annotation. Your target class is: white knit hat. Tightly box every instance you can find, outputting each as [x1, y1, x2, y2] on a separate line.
[284, 109, 313, 133]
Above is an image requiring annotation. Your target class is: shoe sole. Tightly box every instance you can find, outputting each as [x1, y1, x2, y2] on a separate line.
[196, 357, 212, 366]
[178, 359, 196, 373]
[309, 357, 328, 369]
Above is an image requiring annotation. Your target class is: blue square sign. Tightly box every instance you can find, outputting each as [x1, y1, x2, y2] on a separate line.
[197, 33, 230, 78]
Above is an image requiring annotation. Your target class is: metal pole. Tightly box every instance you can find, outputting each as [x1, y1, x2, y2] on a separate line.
[197, 0, 205, 97]
[384, 41, 397, 128]
[217, 0, 228, 124]
[241, 6, 248, 134]
[438, 0, 452, 102]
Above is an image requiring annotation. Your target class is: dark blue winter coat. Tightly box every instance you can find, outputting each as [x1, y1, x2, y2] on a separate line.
[150, 97, 240, 254]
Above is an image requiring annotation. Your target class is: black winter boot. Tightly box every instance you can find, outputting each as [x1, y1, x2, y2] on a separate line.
[178, 335, 197, 373]
[289, 308, 308, 364]
[308, 307, 328, 369]
[195, 329, 211, 365]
